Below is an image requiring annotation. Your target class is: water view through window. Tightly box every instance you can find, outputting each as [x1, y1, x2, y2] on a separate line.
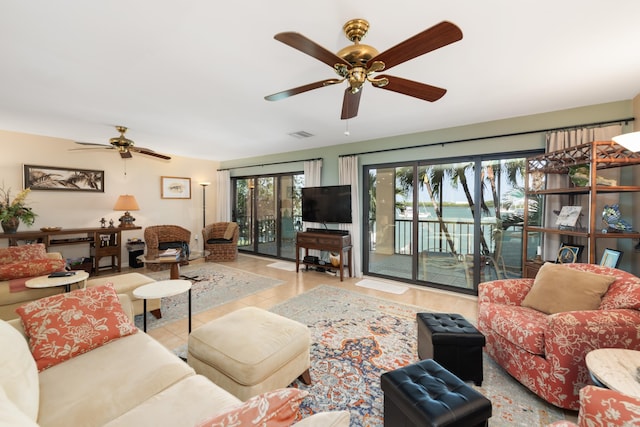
[365, 156, 530, 292]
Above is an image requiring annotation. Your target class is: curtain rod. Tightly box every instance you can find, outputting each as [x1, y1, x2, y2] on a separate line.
[217, 157, 323, 172]
[339, 117, 635, 158]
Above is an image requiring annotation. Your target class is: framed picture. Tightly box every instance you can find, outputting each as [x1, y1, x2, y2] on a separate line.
[600, 248, 622, 268]
[24, 164, 104, 192]
[161, 176, 191, 199]
[556, 243, 584, 264]
[555, 206, 583, 228]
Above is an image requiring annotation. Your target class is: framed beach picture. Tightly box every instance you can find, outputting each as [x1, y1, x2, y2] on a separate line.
[556, 243, 584, 264]
[600, 248, 622, 268]
[24, 164, 104, 192]
[161, 176, 191, 199]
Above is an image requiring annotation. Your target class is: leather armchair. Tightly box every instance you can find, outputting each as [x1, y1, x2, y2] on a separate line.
[202, 222, 238, 262]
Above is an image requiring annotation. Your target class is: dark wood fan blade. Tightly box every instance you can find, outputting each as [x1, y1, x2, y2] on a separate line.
[130, 147, 171, 160]
[74, 141, 111, 147]
[274, 32, 351, 69]
[265, 78, 342, 101]
[375, 75, 447, 102]
[368, 21, 462, 71]
[341, 88, 362, 120]
[119, 150, 133, 159]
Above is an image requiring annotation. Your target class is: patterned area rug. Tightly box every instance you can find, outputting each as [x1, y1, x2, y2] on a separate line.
[269, 285, 567, 427]
[134, 263, 283, 330]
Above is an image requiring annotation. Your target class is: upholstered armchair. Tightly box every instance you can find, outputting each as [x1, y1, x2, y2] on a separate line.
[547, 386, 640, 427]
[478, 262, 640, 410]
[203, 222, 238, 262]
[143, 225, 191, 271]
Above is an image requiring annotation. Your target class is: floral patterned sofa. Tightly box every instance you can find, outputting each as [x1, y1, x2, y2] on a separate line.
[0, 244, 67, 320]
[478, 262, 640, 410]
[547, 386, 640, 427]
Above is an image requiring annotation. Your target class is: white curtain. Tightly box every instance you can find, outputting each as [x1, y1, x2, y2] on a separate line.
[303, 160, 323, 231]
[303, 160, 323, 257]
[339, 155, 362, 278]
[542, 124, 622, 260]
[215, 170, 231, 222]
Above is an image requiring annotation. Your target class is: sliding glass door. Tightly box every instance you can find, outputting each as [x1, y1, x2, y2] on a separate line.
[233, 173, 304, 259]
[364, 154, 527, 292]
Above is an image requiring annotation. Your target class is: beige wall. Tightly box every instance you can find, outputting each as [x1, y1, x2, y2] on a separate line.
[0, 130, 219, 264]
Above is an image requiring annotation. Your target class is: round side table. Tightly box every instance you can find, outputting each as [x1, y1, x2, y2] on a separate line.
[133, 279, 192, 333]
[25, 271, 90, 293]
[586, 348, 640, 398]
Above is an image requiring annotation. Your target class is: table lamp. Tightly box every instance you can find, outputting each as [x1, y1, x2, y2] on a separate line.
[114, 195, 140, 228]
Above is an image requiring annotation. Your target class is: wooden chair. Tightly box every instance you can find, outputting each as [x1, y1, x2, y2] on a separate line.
[203, 222, 239, 262]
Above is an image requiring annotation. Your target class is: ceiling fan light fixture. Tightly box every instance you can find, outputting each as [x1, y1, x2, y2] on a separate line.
[265, 19, 463, 119]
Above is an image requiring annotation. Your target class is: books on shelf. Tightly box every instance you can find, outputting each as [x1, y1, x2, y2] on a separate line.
[159, 248, 181, 258]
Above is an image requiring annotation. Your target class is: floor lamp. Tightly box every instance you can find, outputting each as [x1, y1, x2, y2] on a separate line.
[199, 182, 210, 228]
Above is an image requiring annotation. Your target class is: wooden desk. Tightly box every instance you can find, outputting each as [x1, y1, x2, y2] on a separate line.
[0, 226, 141, 276]
[586, 348, 640, 398]
[295, 231, 352, 281]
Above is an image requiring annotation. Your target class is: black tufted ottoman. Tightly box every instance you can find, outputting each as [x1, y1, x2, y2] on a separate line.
[417, 313, 485, 386]
[381, 359, 491, 426]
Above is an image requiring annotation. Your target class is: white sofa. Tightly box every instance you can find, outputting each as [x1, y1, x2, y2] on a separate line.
[0, 294, 349, 427]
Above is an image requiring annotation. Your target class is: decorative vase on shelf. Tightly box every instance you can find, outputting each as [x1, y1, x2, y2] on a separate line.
[1, 217, 20, 234]
[602, 204, 633, 232]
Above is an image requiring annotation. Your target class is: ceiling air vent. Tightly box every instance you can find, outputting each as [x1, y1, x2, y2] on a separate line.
[288, 131, 314, 139]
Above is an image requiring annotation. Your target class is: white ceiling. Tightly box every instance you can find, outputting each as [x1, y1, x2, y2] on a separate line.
[1, 1, 639, 162]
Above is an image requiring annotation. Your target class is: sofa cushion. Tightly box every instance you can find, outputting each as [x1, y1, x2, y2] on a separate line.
[522, 263, 615, 314]
[223, 223, 237, 240]
[0, 320, 39, 421]
[196, 388, 309, 427]
[0, 243, 48, 264]
[0, 258, 67, 280]
[16, 283, 137, 371]
[0, 386, 39, 427]
[599, 271, 640, 311]
[479, 303, 548, 355]
[37, 331, 195, 427]
[103, 375, 241, 427]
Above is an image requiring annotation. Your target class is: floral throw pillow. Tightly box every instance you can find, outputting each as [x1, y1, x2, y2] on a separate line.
[0, 259, 66, 280]
[0, 243, 48, 264]
[16, 284, 137, 371]
[196, 388, 309, 427]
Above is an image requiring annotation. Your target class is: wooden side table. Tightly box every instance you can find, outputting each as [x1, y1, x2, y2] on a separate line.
[523, 260, 545, 278]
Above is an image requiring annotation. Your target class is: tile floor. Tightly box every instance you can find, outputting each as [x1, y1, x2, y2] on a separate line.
[117, 253, 478, 351]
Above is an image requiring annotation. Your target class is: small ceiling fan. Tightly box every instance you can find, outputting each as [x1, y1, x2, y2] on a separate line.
[265, 19, 463, 119]
[73, 126, 171, 160]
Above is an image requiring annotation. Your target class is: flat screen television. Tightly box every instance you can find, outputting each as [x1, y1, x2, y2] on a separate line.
[302, 185, 352, 224]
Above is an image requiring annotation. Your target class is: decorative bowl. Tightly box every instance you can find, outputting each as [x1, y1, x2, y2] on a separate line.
[40, 227, 62, 232]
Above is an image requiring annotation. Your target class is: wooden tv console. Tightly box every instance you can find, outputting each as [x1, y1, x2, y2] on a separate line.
[295, 230, 352, 281]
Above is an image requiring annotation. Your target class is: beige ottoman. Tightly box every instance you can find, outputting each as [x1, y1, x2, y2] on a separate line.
[187, 306, 311, 401]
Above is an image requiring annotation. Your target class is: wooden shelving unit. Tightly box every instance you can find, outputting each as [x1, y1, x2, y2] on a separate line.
[0, 226, 141, 275]
[523, 141, 640, 268]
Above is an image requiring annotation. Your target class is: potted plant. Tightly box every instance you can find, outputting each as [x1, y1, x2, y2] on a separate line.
[0, 186, 37, 233]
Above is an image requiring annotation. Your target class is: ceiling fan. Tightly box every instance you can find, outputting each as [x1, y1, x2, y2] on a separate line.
[73, 126, 171, 160]
[265, 19, 463, 119]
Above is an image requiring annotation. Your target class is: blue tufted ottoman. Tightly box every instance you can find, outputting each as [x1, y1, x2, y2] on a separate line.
[417, 312, 485, 386]
[381, 359, 491, 427]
